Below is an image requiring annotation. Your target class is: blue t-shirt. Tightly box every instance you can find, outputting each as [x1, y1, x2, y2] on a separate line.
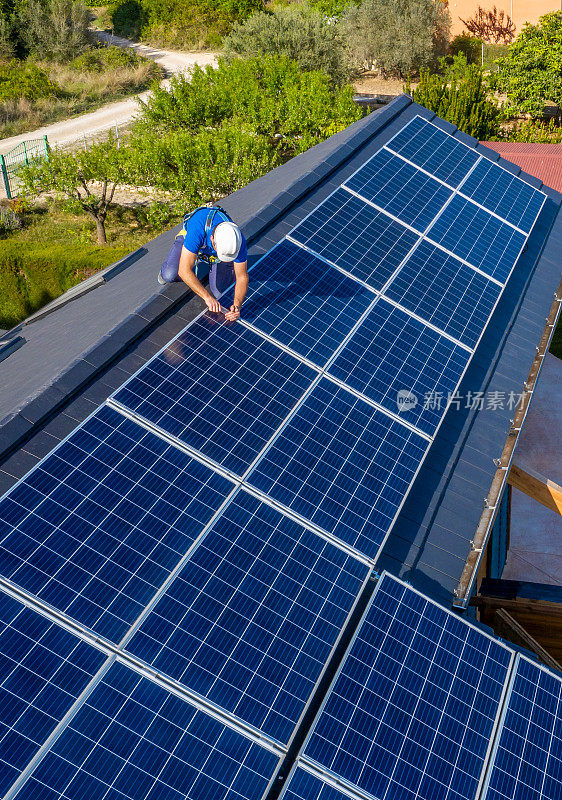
[182, 208, 248, 263]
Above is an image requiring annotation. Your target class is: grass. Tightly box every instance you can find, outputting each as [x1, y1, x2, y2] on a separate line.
[0, 52, 163, 140]
[0, 200, 169, 329]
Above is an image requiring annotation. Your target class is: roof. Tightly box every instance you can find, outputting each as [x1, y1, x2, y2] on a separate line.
[481, 141, 562, 193]
[1, 95, 561, 609]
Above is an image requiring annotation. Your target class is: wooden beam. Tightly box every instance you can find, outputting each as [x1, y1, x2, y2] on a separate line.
[508, 463, 562, 515]
[471, 594, 562, 619]
[493, 608, 562, 672]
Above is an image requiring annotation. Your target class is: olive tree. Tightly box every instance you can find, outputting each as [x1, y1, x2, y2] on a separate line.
[342, 0, 450, 76]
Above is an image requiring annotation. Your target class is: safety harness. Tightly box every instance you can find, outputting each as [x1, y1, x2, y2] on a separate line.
[182, 205, 233, 278]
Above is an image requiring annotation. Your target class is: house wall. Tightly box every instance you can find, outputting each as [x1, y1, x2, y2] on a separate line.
[448, 0, 562, 37]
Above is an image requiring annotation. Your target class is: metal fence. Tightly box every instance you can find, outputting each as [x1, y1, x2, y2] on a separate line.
[0, 136, 49, 199]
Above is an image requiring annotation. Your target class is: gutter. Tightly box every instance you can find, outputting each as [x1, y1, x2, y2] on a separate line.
[453, 278, 562, 608]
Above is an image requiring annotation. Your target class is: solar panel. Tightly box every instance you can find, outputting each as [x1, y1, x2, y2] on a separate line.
[0, 404, 233, 642]
[221, 239, 374, 367]
[113, 315, 317, 476]
[0, 592, 106, 796]
[460, 159, 545, 233]
[344, 149, 453, 233]
[383, 240, 502, 350]
[247, 378, 428, 559]
[13, 661, 280, 800]
[327, 299, 470, 437]
[482, 656, 562, 800]
[426, 195, 527, 283]
[289, 188, 419, 291]
[126, 489, 369, 744]
[281, 766, 352, 800]
[303, 573, 513, 800]
[385, 116, 480, 188]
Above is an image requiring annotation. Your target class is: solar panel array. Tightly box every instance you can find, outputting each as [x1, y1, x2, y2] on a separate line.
[295, 573, 514, 800]
[481, 656, 562, 800]
[282, 575, 562, 800]
[0, 112, 550, 799]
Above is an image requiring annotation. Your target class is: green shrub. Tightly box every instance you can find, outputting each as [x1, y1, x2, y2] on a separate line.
[493, 11, 562, 116]
[0, 10, 15, 59]
[0, 60, 60, 101]
[111, 0, 263, 48]
[307, 0, 358, 17]
[223, 6, 350, 85]
[0, 207, 22, 235]
[68, 45, 148, 72]
[342, 0, 450, 76]
[449, 33, 482, 64]
[19, 0, 92, 61]
[411, 54, 500, 139]
[127, 121, 280, 204]
[135, 56, 363, 141]
[121, 55, 365, 203]
[499, 119, 562, 143]
[109, 0, 144, 39]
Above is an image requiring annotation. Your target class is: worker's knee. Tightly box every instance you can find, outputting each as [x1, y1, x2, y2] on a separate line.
[160, 235, 184, 283]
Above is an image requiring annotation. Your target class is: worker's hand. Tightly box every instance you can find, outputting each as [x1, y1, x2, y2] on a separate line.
[205, 295, 222, 314]
[224, 305, 241, 322]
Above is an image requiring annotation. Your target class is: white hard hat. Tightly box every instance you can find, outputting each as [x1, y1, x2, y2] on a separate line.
[214, 221, 243, 262]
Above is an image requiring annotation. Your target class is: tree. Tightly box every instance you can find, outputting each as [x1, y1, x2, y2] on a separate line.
[460, 5, 515, 44]
[493, 11, 562, 116]
[18, 0, 91, 61]
[20, 139, 126, 245]
[128, 56, 364, 203]
[410, 53, 500, 139]
[0, 11, 15, 59]
[134, 56, 363, 142]
[342, 0, 450, 77]
[223, 6, 350, 85]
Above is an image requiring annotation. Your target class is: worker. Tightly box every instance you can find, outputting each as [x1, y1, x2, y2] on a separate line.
[158, 206, 249, 322]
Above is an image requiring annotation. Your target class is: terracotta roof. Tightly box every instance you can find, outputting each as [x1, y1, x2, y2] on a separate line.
[481, 141, 562, 192]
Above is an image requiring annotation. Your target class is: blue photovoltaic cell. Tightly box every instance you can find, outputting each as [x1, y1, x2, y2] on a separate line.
[247, 379, 428, 559]
[483, 657, 562, 800]
[14, 662, 279, 800]
[426, 195, 527, 283]
[384, 240, 502, 350]
[0, 405, 232, 642]
[460, 159, 544, 233]
[386, 116, 479, 188]
[221, 238, 373, 367]
[344, 149, 453, 233]
[304, 573, 513, 800]
[289, 188, 419, 290]
[281, 767, 350, 800]
[0, 592, 105, 795]
[114, 315, 316, 475]
[328, 299, 470, 437]
[126, 490, 369, 744]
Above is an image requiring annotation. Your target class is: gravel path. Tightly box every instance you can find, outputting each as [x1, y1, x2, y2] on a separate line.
[0, 35, 217, 156]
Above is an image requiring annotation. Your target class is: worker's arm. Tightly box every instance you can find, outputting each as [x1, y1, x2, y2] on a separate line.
[178, 247, 221, 313]
[224, 261, 249, 322]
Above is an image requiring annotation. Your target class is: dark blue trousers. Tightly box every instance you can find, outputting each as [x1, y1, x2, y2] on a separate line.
[160, 235, 234, 296]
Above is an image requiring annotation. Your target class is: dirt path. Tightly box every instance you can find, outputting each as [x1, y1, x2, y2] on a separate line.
[0, 36, 217, 156]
